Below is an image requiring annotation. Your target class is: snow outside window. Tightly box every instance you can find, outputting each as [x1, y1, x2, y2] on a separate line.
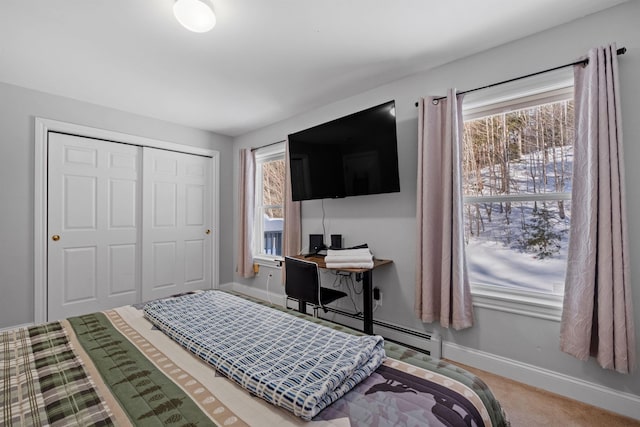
[462, 83, 573, 320]
[253, 143, 285, 263]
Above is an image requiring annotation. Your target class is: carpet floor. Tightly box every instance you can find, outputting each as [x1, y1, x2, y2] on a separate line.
[448, 361, 639, 426]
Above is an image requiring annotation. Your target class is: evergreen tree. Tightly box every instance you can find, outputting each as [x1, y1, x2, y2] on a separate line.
[519, 206, 565, 259]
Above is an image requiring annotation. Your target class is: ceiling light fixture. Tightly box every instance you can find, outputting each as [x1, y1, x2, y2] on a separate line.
[173, 0, 216, 33]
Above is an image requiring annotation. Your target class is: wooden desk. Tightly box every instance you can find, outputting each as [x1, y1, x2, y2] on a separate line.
[292, 255, 393, 334]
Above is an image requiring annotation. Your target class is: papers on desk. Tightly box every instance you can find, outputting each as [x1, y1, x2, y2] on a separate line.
[325, 248, 374, 269]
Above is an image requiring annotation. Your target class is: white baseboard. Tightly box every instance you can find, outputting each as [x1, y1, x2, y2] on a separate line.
[443, 341, 640, 421]
[221, 282, 287, 308]
[372, 322, 442, 358]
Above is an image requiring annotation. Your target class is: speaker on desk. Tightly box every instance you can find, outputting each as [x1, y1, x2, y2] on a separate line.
[309, 234, 325, 253]
[330, 234, 342, 249]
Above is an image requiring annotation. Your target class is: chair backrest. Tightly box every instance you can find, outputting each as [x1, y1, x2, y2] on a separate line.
[284, 256, 320, 304]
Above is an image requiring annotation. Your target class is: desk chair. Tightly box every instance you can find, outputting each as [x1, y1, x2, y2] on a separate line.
[284, 256, 347, 317]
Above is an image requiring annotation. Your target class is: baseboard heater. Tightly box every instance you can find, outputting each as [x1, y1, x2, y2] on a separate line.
[319, 306, 442, 359]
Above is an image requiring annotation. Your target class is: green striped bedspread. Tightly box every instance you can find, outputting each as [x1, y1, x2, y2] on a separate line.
[1, 290, 509, 426]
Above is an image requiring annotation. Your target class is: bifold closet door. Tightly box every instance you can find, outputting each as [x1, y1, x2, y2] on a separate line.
[48, 133, 141, 321]
[142, 147, 212, 302]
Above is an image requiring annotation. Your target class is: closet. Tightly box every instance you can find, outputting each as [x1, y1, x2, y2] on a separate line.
[46, 131, 214, 321]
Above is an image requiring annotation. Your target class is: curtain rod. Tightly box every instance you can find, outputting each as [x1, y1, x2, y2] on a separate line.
[414, 46, 627, 107]
[250, 139, 286, 152]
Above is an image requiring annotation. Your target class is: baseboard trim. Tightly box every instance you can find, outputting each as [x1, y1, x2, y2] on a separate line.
[373, 321, 441, 358]
[220, 282, 287, 308]
[442, 341, 640, 421]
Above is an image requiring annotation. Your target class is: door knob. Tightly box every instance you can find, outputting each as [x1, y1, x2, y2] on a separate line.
[205, 229, 211, 235]
[51, 235, 60, 241]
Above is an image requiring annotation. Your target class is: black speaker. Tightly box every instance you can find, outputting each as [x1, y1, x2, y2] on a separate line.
[309, 234, 325, 253]
[330, 234, 342, 249]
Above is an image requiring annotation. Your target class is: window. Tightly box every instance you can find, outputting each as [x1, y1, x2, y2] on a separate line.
[462, 85, 573, 315]
[254, 143, 286, 260]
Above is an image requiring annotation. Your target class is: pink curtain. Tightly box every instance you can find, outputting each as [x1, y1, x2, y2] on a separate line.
[236, 148, 255, 278]
[283, 140, 301, 259]
[560, 44, 635, 373]
[415, 90, 473, 330]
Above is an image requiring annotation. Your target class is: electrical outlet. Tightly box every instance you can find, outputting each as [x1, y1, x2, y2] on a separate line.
[373, 288, 383, 306]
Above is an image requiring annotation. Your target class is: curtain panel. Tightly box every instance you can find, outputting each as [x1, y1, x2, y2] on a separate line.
[283, 140, 301, 260]
[236, 148, 255, 278]
[560, 43, 636, 373]
[282, 140, 301, 284]
[415, 90, 473, 330]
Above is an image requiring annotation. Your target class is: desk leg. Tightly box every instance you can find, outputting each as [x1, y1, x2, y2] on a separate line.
[361, 271, 373, 335]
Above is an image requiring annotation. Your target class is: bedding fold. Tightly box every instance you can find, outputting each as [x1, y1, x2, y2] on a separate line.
[143, 290, 385, 420]
[323, 255, 373, 263]
[325, 261, 375, 269]
[326, 248, 372, 257]
[325, 248, 374, 268]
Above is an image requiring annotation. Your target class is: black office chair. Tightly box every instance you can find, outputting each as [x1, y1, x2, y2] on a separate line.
[284, 256, 347, 317]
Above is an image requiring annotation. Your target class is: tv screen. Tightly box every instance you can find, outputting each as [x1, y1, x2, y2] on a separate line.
[287, 100, 400, 201]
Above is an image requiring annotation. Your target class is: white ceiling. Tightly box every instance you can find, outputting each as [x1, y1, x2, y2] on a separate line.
[0, 0, 628, 137]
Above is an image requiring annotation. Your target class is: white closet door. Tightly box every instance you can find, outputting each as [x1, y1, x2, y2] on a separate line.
[48, 133, 141, 320]
[142, 147, 212, 302]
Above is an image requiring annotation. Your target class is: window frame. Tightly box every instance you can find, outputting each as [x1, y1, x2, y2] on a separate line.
[461, 75, 574, 321]
[252, 142, 286, 265]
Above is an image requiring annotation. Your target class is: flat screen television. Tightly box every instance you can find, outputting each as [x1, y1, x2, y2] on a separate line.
[287, 100, 400, 201]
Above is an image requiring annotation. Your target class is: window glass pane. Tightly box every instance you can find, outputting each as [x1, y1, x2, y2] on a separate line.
[262, 208, 283, 255]
[462, 98, 573, 295]
[260, 158, 285, 256]
[463, 101, 574, 197]
[262, 159, 285, 210]
[465, 200, 571, 294]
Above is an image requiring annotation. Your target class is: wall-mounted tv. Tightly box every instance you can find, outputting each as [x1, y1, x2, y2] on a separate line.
[287, 100, 400, 201]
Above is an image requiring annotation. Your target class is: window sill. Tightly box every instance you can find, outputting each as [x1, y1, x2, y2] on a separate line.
[252, 255, 283, 268]
[470, 283, 563, 322]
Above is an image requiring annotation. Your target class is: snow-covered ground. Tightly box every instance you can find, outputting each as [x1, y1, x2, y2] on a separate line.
[466, 239, 567, 294]
[464, 144, 572, 295]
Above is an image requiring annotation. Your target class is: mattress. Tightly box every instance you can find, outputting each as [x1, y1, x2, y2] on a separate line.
[1, 290, 509, 426]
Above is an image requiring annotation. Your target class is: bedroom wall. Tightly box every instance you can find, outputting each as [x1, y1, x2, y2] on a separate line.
[232, 0, 640, 415]
[0, 82, 235, 329]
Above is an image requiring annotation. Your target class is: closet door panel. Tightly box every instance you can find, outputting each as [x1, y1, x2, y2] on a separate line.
[142, 148, 212, 301]
[47, 132, 214, 320]
[185, 239, 205, 283]
[108, 244, 137, 295]
[64, 175, 97, 229]
[151, 241, 178, 288]
[62, 246, 97, 302]
[109, 179, 138, 228]
[48, 133, 141, 321]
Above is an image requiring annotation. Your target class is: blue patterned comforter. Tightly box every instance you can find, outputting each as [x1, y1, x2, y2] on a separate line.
[143, 290, 386, 420]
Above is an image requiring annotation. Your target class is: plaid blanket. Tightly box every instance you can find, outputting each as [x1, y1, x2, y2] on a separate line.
[0, 322, 114, 426]
[2, 291, 508, 426]
[143, 290, 386, 420]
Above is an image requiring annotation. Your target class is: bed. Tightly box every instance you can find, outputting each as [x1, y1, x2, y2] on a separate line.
[1, 290, 509, 426]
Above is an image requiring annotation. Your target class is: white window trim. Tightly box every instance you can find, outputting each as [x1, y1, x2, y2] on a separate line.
[464, 192, 571, 204]
[253, 142, 286, 265]
[463, 73, 573, 321]
[471, 283, 564, 321]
